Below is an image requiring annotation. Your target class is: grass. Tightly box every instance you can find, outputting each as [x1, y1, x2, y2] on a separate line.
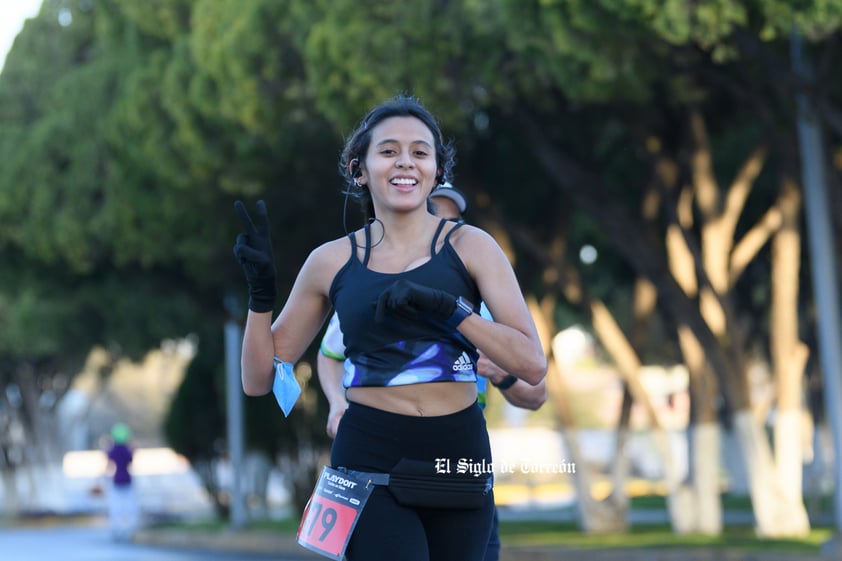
[630, 492, 833, 513]
[145, 516, 300, 533]
[145, 511, 832, 555]
[497, 520, 833, 553]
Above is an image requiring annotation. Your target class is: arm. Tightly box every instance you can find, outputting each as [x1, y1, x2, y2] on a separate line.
[317, 313, 349, 438]
[240, 311, 276, 396]
[234, 200, 280, 395]
[453, 227, 547, 385]
[242, 248, 335, 395]
[477, 350, 547, 411]
[317, 354, 349, 438]
[234, 201, 341, 395]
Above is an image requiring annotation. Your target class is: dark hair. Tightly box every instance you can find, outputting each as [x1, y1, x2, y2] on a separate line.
[339, 94, 456, 220]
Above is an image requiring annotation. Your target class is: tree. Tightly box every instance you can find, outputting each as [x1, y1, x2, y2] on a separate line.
[0, 0, 340, 516]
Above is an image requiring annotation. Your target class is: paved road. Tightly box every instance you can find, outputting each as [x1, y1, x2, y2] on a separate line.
[0, 522, 312, 561]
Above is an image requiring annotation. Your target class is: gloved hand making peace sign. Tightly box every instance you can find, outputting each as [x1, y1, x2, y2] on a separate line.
[233, 200, 277, 313]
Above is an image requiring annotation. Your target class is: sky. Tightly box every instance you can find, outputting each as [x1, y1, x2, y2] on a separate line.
[0, 0, 43, 72]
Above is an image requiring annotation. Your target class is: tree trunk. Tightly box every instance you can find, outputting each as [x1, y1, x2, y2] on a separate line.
[610, 387, 632, 515]
[243, 450, 273, 520]
[532, 296, 627, 533]
[732, 410, 786, 537]
[664, 173, 724, 535]
[769, 176, 811, 536]
[0, 466, 20, 515]
[675, 326, 722, 535]
[545, 356, 627, 532]
[691, 422, 723, 534]
[774, 409, 810, 534]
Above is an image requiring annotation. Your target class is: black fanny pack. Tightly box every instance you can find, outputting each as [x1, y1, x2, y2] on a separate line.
[337, 459, 492, 510]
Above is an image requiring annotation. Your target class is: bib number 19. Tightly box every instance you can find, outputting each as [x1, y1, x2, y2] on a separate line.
[297, 467, 375, 560]
[302, 501, 337, 542]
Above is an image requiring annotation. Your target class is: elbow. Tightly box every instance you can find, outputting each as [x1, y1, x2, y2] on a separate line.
[517, 378, 547, 411]
[520, 354, 547, 386]
[242, 386, 262, 397]
[241, 359, 274, 396]
[241, 368, 273, 397]
[242, 382, 269, 397]
[528, 387, 548, 411]
[508, 385, 547, 411]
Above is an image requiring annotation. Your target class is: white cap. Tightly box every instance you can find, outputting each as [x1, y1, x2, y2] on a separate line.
[430, 182, 468, 214]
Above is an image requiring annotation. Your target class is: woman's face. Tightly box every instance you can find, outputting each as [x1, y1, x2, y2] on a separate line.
[360, 116, 438, 214]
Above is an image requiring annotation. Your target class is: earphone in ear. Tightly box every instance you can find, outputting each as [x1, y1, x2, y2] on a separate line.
[350, 158, 361, 179]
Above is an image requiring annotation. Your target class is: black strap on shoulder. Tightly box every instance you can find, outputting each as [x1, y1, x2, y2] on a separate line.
[347, 230, 359, 262]
[442, 220, 465, 246]
[429, 218, 448, 256]
[362, 223, 372, 266]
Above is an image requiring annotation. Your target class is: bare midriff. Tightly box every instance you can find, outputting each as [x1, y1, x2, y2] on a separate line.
[347, 381, 477, 417]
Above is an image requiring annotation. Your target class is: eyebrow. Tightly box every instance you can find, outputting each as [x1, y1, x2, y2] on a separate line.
[375, 138, 434, 149]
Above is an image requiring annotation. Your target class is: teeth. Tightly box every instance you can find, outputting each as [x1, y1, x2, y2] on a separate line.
[391, 178, 416, 185]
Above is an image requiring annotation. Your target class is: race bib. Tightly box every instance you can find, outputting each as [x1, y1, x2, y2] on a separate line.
[297, 466, 377, 560]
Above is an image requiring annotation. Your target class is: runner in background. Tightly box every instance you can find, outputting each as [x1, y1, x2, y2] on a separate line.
[105, 422, 139, 541]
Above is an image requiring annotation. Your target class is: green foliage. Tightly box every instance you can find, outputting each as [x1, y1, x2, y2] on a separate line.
[753, 0, 842, 40]
[292, 0, 499, 131]
[163, 329, 225, 461]
[0, 259, 202, 366]
[494, 0, 664, 103]
[0, 2, 108, 272]
[0, 267, 79, 359]
[190, 1, 310, 139]
[117, 0, 193, 43]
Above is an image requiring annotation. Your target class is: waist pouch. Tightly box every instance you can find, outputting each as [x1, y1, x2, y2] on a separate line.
[338, 458, 492, 510]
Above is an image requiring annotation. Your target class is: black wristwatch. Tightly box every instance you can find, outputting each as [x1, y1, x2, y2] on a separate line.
[491, 374, 518, 390]
[447, 296, 474, 328]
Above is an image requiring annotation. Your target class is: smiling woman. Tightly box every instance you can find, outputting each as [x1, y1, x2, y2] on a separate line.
[233, 94, 547, 560]
[0, 0, 42, 72]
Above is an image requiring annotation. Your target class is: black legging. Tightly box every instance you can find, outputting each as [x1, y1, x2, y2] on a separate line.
[331, 401, 495, 561]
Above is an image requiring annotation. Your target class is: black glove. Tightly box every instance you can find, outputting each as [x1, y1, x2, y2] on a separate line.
[233, 200, 277, 313]
[375, 279, 457, 323]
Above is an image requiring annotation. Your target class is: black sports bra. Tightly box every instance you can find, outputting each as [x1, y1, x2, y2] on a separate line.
[329, 219, 481, 387]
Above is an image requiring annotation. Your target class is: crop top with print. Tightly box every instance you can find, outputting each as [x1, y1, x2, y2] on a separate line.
[329, 219, 481, 388]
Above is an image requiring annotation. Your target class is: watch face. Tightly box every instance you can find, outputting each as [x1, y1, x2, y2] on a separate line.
[448, 296, 475, 328]
[457, 297, 473, 314]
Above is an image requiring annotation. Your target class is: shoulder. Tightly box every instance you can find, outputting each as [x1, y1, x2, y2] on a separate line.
[446, 223, 496, 246]
[305, 235, 354, 271]
[446, 223, 513, 279]
[294, 235, 354, 294]
[446, 224, 505, 260]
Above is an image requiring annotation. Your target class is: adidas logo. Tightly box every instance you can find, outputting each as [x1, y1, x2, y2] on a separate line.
[452, 352, 474, 372]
